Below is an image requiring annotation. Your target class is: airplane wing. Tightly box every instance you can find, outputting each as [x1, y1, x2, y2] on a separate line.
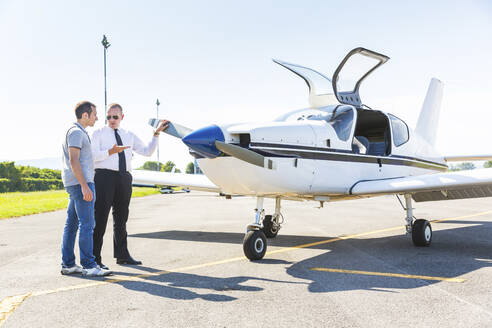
[132, 170, 221, 193]
[350, 168, 492, 202]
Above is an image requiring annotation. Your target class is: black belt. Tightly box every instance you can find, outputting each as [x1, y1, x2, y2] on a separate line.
[95, 168, 130, 175]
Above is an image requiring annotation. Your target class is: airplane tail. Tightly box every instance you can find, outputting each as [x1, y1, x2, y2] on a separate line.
[415, 78, 444, 146]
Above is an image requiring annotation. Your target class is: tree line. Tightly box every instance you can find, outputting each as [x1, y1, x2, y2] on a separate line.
[0, 161, 64, 192]
[448, 161, 492, 171]
[137, 161, 196, 174]
[0, 160, 196, 193]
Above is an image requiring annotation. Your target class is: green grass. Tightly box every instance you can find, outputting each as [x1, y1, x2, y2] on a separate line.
[0, 187, 160, 219]
[131, 187, 161, 198]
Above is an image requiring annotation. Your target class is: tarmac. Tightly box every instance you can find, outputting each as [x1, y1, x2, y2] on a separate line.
[1, 191, 492, 327]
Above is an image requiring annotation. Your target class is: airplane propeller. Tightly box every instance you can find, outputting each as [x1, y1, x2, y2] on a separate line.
[175, 123, 274, 170]
[215, 141, 274, 170]
[149, 119, 192, 139]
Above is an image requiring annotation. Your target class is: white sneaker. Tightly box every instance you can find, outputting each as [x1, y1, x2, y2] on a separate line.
[61, 265, 83, 275]
[82, 265, 112, 277]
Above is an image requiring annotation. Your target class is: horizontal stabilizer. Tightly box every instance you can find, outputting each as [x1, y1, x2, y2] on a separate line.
[444, 155, 492, 162]
[132, 170, 220, 193]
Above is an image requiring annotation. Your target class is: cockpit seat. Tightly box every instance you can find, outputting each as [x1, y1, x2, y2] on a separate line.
[353, 136, 369, 154]
[368, 142, 387, 156]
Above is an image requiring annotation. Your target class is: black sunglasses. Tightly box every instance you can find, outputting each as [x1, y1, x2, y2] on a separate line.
[106, 115, 120, 120]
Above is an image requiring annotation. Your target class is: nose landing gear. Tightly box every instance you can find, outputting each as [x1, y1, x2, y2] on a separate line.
[261, 197, 282, 238]
[243, 196, 284, 260]
[243, 230, 267, 260]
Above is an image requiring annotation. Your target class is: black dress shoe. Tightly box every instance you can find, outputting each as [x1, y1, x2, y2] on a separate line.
[116, 256, 142, 265]
[97, 262, 109, 270]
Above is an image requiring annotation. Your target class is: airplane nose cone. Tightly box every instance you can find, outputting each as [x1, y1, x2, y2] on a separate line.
[182, 124, 225, 158]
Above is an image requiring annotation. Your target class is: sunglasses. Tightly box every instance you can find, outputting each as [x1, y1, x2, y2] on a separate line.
[106, 115, 120, 120]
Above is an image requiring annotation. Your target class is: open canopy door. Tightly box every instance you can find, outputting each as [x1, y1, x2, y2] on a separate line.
[273, 59, 338, 109]
[332, 47, 389, 107]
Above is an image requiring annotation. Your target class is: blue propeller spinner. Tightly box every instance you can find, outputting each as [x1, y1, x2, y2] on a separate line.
[182, 124, 225, 158]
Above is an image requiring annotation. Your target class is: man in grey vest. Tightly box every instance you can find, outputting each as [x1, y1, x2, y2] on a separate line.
[61, 101, 112, 277]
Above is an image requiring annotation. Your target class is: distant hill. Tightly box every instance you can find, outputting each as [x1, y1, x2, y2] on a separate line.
[10, 157, 62, 170]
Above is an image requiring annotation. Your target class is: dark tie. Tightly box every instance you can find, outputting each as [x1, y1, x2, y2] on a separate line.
[114, 129, 127, 174]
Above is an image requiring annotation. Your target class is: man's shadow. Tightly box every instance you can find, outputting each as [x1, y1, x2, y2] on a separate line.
[110, 263, 302, 302]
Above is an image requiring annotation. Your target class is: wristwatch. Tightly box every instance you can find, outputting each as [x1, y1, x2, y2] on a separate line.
[153, 131, 160, 137]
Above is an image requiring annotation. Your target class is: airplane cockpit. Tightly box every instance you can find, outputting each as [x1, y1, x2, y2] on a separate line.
[274, 47, 403, 157]
[276, 105, 393, 156]
[353, 108, 391, 156]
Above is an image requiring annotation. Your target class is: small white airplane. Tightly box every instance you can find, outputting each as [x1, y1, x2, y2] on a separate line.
[133, 47, 492, 260]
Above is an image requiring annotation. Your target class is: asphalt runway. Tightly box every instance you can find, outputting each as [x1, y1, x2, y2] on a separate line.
[1, 192, 492, 327]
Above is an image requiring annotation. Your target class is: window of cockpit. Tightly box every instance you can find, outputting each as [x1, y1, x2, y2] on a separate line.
[389, 114, 409, 147]
[328, 106, 354, 141]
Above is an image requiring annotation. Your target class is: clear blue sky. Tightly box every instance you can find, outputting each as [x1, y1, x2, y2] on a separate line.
[1, 0, 491, 170]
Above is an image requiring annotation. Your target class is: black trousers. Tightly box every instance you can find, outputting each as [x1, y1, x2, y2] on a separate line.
[93, 169, 133, 262]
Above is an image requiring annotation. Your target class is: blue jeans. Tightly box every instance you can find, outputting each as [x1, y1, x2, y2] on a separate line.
[61, 183, 97, 269]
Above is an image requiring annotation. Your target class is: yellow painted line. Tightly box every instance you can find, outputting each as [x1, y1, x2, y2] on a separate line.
[310, 267, 466, 283]
[0, 293, 31, 324]
[266, 225, 403, 256]
[1, 208, 491, 326]
[431, 210, 492, 223]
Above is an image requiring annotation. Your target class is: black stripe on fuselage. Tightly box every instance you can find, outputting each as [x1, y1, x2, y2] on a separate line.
[248, 142, 448, 172]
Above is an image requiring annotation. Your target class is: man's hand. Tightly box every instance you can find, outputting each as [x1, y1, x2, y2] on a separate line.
[156, 120, 170, 133]
[81, 184, 93, 202]
[108, 144, 130, 156]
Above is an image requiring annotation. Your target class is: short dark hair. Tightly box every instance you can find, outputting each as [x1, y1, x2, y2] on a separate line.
[108, 103, 123, 113]
[75, 101, 95, 119]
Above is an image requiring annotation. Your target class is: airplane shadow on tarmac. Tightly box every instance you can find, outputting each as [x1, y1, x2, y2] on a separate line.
[131, 220, 492, 293]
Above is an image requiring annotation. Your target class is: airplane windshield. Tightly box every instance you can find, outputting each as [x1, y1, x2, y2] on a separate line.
[329, 106, 354, 141]
[279, 105, 354, 141]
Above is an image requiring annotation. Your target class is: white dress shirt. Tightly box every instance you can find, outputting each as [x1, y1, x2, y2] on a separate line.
[91, 126, 158, 172]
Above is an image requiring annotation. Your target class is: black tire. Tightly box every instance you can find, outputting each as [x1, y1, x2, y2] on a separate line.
[261, 215, 279, 238]
[243, 230, 267, 260]
[412, 219, 432, 247]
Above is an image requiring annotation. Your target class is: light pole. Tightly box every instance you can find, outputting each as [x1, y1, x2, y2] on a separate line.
[156, 98, 160, 168]
[101, 35, 111, 123]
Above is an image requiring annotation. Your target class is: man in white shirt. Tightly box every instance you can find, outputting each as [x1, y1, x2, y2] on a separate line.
[91, 103, 169, 269]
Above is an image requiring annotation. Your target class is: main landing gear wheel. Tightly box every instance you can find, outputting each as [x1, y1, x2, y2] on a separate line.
[261, 215, 279, 238]
[402, 194, 432, 247]
[412, 219, 432, 247]
[243, 230, 267, 260]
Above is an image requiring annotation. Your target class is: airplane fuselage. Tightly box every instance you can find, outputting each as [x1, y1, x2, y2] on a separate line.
[186, 105, 447, 200]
